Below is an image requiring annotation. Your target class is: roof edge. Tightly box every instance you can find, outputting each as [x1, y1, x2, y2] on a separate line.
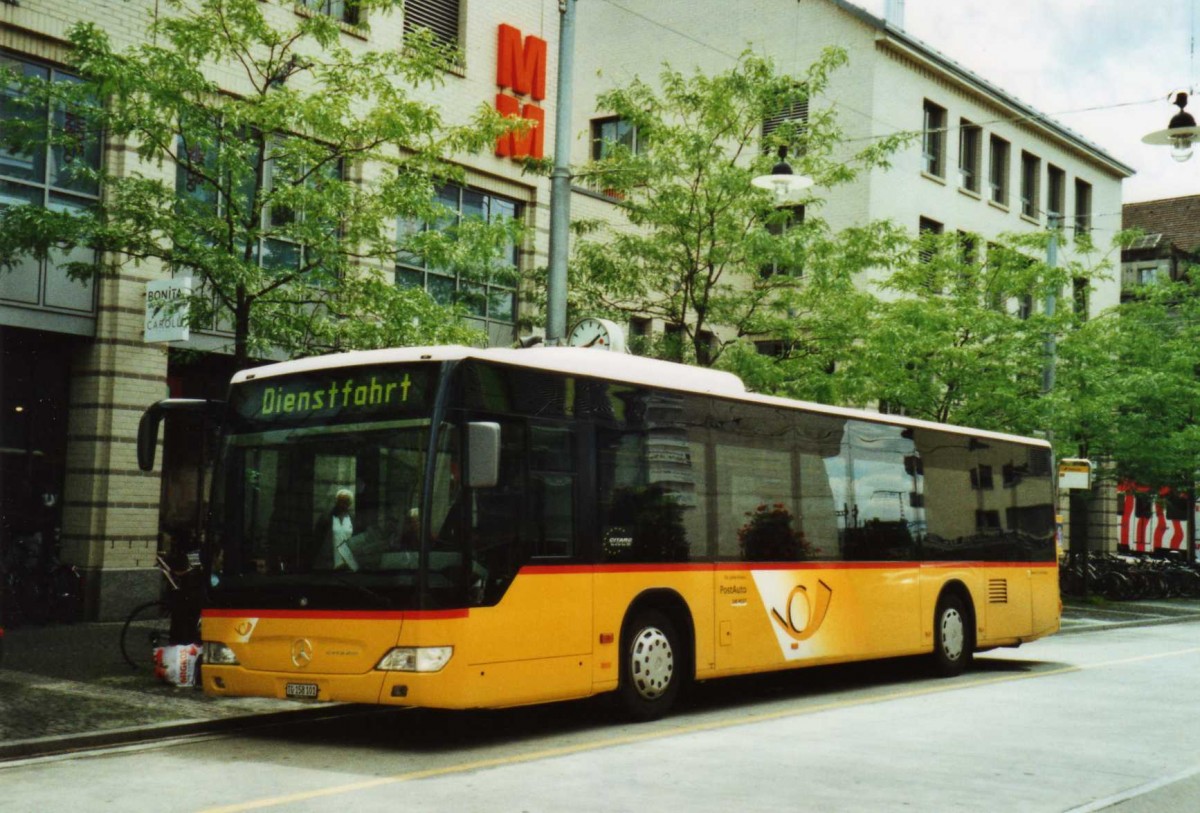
[825, 0, 1136, 178]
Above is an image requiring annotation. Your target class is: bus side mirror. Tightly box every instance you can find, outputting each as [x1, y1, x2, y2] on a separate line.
[467, 422, 501, 488]
[138, 405, 164, 471]
[137, 398, 225, 471]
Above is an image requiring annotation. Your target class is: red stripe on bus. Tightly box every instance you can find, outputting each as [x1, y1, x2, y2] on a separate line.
[517, 561, 1056, 576]
[202, 609, 468, 620]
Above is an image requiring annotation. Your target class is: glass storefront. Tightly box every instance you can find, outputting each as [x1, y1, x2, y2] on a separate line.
[0, 326, 73, 558]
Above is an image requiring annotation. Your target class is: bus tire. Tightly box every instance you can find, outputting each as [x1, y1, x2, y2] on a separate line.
[931, 593, 972, 677]
[618, 609, 681, 722]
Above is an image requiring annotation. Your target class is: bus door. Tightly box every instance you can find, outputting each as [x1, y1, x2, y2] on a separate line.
[461, 418, 592, 700]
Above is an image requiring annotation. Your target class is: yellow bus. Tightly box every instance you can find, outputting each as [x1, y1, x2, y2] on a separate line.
[140, 345, 1059, 720]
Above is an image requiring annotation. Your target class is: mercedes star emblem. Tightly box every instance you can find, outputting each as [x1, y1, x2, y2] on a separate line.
[290, 638, 314, 668]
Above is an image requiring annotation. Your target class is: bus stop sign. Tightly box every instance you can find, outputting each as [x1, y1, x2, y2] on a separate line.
[1058, 458, 1092, 491]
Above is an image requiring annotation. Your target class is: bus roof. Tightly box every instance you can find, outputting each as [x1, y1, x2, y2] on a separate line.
[232, 346, 1050, 450]
[233, 345, 747, 395]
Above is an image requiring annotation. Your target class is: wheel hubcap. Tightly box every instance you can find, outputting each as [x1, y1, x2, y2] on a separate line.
[630, 626, 674, 700]
[940, 608, 964, 661]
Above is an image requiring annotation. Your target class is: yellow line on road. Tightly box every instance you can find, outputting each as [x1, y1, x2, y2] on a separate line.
[200, 646, 1200, 813]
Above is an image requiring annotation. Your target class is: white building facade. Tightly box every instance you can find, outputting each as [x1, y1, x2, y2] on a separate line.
[572, 0, 1131, 309]
[570, 0, 1133, 549]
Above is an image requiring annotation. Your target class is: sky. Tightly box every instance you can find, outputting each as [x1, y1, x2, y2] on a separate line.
[852, 0, 1200, 203]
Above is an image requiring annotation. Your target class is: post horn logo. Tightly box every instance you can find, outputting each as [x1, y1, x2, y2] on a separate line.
[770, 580, 833, 641]
[291, 638, 314, 668]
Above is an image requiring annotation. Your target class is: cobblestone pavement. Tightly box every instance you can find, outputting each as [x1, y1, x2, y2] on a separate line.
[0, 620, 315, 760]
[2, 598, 1199, 760]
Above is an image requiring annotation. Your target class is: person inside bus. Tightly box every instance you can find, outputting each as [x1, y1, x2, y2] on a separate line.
[314, 488, 358, 571]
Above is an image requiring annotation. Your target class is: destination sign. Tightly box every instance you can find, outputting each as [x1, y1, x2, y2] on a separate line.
[231, 365, 433, 428]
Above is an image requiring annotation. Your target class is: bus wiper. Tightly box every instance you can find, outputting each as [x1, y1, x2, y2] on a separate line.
[316, 570, 394, 609]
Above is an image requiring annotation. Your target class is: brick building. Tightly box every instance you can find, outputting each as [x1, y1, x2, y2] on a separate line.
[0, 0, 560, 619]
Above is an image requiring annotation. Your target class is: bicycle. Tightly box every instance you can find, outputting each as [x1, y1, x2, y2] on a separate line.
[120, 553, 201, 670]
[1, 530, 83, 628]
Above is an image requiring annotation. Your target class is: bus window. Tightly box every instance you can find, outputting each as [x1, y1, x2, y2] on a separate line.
[825, 421, 921, 561]
[597, 428, 692, 563]
[527, 423, 575, 558]
[708, 401, 803, 562]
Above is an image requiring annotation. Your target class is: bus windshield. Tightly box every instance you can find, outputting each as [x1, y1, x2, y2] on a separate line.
[207, 363, 465, 611]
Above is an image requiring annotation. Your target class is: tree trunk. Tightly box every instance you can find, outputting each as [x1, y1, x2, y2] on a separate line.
[234, 287, 251, 371]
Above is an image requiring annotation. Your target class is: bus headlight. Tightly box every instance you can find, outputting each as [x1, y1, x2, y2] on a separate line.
[376, 646, 453, 672]
[203, 641, 239, 666]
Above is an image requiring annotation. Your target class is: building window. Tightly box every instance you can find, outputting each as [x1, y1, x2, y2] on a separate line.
[1073, 277, 1089, 319]
[976, 509, 1001, 530]
[0, 56, 101, 212]
[760, 205, 805, 278]
[1074, 178, 1092, 237]
[958, 119, 980, 193]
[918, 216, 943, 265]
[763, 93, 808, 154]
[395, 183, 520, 345]
[988, 135, 1010, 206]
[970, 465, 994, 490]
[299, 0, 359, 24]
[1123, 261, 1169, 292]
[627, 316, 652, 353]
[1047, 164, 1065, 224]
[1017, 293, 1034, 320]
[1019, 151, 1040, 220]
[0, 55, 101, 313]
[175, 136, 342, 283]
[922, 100, 946, 178]
[404, 0, 461, 49]
[956, 230, 978, 265]
[591, 116, 642, 161]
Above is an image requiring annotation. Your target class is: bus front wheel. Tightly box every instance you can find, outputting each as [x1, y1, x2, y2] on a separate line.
[931, 593, 973, 677]
[618, 609, 681, 722]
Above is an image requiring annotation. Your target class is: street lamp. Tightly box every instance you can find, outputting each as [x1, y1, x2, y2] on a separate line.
[752, 146, 814, 203]
[1142, 91, 1200, 163]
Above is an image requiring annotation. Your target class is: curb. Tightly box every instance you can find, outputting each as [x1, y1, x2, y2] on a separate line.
[0, 703, 354, 763]
[1057, 612, 1200, 636]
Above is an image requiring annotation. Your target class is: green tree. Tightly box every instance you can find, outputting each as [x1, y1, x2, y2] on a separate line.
[850, 228, 1114, 435]
[0, 0, 519, 368]
[568, 50, 909, 372]
[1053, 265, 1200, 494]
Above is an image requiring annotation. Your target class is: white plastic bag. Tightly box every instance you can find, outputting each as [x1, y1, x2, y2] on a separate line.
[154, 643, 202, 687]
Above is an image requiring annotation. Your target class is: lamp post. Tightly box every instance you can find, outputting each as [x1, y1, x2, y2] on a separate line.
[1142, 91, 1200, 162]
[751, 146, 814, 204]
[545, 0, 576, 345]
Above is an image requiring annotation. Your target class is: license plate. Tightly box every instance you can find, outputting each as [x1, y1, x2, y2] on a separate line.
[285, 682, 319, 699]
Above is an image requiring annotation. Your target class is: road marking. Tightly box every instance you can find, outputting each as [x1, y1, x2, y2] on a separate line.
[200, 645, 1200, 813]
[1063, 762, 1200, 812]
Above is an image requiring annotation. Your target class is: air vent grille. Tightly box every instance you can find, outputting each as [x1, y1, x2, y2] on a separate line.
[988, 578, 1008, 604]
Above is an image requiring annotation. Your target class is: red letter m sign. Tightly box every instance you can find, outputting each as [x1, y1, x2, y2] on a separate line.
[496, 24, 546, 101]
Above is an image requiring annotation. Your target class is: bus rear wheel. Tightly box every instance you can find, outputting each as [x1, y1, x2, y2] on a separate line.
[931, 593, 973, 677]
[618, 609, 681, 722]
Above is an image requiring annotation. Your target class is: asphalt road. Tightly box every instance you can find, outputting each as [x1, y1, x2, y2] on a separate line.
[4, 620, 1200, 813]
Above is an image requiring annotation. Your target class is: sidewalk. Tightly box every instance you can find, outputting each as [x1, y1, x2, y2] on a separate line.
[3, 598, 1200, 762]
[0, 620, 332, 761]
